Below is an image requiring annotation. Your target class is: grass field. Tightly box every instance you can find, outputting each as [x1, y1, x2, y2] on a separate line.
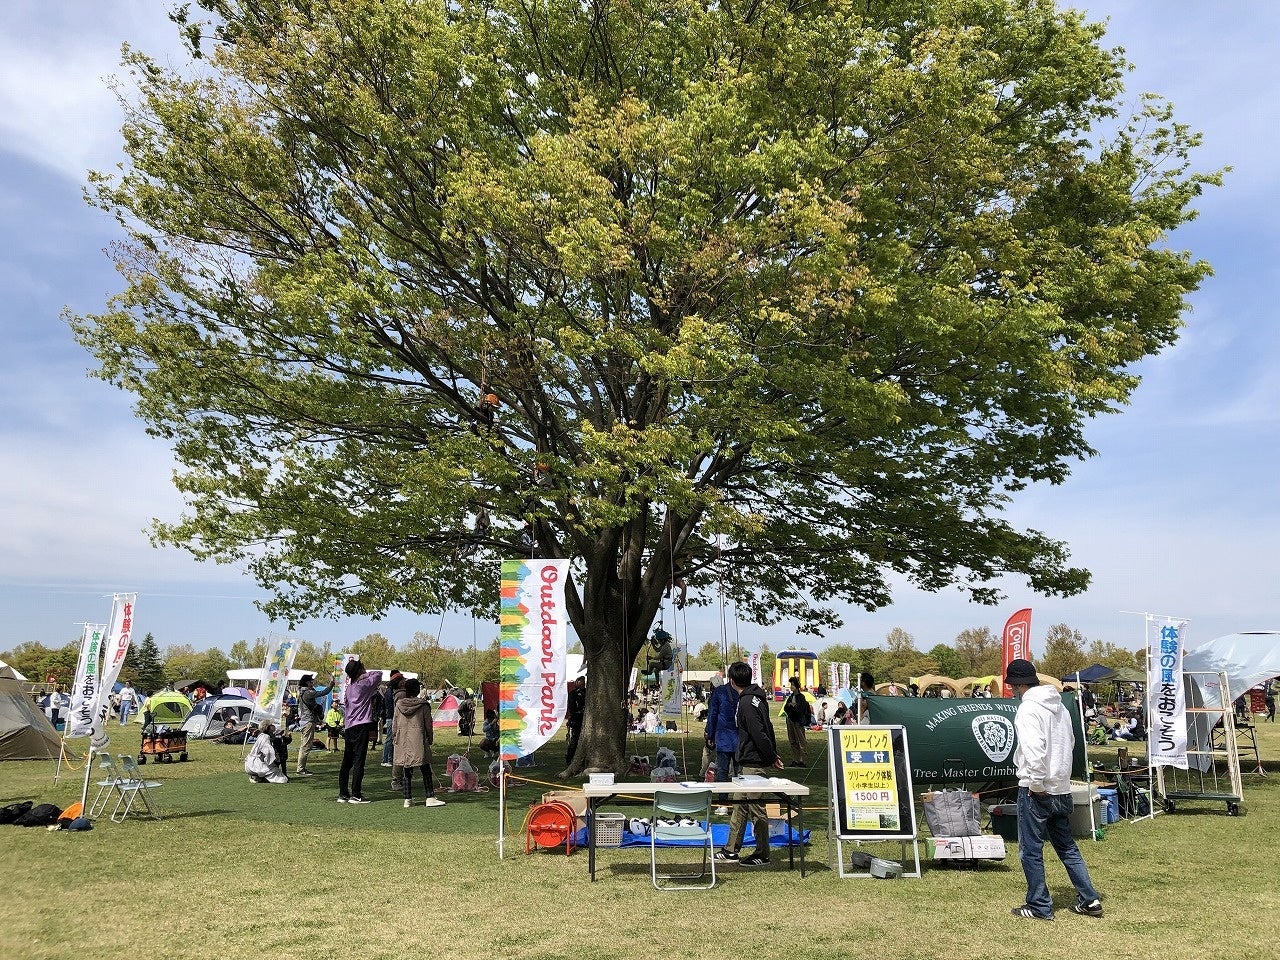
[1, 719, 1276, 960]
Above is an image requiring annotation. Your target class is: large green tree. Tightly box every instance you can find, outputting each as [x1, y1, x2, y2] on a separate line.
[124, 632, 167, 693]
[1040, 621, 1089, 678]
[73, 0, 1214, 772]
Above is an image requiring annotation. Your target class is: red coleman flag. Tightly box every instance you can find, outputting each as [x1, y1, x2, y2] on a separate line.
[1001, 608, 1032, 696]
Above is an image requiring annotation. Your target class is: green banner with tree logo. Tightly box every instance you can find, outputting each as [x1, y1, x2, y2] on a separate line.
[866, 694, 1085, 785]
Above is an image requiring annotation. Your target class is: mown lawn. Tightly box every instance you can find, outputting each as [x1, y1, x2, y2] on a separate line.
[1, 719, 1276, 960]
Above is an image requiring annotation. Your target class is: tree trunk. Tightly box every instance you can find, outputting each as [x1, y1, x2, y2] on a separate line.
[562, 570, 662, 777]
[562, 599, 627, 776]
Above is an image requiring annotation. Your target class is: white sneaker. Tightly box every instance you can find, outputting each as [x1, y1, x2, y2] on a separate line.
[423, 797, 446, 807]
[714, 806, 729, 816]
[404, 799, 412, 808]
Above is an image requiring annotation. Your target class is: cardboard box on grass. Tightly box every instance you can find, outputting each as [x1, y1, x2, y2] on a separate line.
[540, 790, 588, 828]
[927, 835, 1007, 860]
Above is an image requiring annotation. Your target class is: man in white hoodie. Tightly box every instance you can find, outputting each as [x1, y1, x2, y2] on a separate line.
[1006, 658, 1103, 921]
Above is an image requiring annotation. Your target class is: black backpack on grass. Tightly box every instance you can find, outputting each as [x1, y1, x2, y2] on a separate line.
[13, 803, 62, 827]
[0, 800, 33, 824]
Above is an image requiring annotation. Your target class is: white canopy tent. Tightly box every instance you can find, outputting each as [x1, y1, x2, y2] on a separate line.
[1181, 631, 1280, 773]
[1184, 631, 1280, 709]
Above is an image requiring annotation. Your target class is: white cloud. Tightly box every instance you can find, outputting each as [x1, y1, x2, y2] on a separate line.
[0, 1, 187, 183]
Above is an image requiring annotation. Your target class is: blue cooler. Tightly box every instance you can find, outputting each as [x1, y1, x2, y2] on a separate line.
[1097, 788, 1119, 824]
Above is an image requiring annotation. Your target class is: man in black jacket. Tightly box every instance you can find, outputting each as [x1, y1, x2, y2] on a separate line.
[717, 661, 785, 867]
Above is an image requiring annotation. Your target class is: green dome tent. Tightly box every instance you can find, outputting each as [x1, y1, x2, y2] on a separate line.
[135, 690, 193, 727]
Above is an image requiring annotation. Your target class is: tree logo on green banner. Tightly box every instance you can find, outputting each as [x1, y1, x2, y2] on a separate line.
[972, 715, 1015, 764]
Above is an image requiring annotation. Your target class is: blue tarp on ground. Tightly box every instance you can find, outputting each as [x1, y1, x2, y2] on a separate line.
[575, 822, 810, 848]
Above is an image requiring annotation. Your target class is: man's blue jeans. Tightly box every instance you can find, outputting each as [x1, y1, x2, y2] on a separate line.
[1017, 787, 1100, 917]
[119, 703, 134, 726]
[714, 750, 740, 782]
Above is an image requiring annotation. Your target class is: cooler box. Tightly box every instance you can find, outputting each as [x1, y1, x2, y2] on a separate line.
[1097, 788, 1119, 824]
[1070, 796, 1104, 838]
[1069, 784, 1103, 838]
[988, 804, 1018, 842]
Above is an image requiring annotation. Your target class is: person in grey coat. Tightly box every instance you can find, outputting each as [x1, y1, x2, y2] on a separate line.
[394, 679, 445, 808]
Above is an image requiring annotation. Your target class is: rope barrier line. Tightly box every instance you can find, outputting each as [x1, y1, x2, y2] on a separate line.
[57, 742, 87, 771]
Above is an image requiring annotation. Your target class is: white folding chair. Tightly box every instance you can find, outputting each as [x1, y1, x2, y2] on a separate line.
[650, 789, 716, 890]
[88, 752, 126, 819]
[112, 754, 163, 822]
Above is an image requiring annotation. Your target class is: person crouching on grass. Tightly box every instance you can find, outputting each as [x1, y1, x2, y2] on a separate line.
[394, 679, 445, 808]
[245, 720, 289, 784]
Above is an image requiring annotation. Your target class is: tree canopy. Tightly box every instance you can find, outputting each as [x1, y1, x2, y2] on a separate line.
[74, 0, 1215, 771]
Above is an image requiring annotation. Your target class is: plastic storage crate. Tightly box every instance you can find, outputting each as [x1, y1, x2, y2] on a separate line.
[595, 812, 625, 847]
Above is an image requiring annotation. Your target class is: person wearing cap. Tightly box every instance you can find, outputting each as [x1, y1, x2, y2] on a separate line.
[295, 674, 331, 777]
[1005, 658, 1103, 920]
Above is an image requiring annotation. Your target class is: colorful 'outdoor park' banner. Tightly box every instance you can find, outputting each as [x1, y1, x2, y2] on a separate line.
[67, 622, 105, 738]
[499, 559, 569, 761]
[1000, 607, 1033, 696]
[254, 635, 298, 720]
[1147, 615, 1189, 770]
[89, 593, 137, 749]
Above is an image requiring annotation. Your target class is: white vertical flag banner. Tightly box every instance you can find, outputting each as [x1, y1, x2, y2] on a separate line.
[1147, 615, 1189, 770]
[68, 623, 106, 738]
[89, 593, 138, 748]
[839, 662, 851, 692]
[661, 642, 685, 717]
[499, 558, 570, 761]
[748, 652, 763, 688]
[334, 653, 357, 706]
[254, 635, 299, 720]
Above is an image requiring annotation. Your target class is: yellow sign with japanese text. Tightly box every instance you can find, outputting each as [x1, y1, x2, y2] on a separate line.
[828, 724, 917, 839]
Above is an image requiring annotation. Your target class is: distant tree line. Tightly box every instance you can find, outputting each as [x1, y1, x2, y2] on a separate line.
[5, 621, 1138, 694]
[2, 629, 500, 695]
[683, 623, 1142, 686]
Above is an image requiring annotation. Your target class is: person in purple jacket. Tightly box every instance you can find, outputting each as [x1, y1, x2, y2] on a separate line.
[337, 660, 383, 803]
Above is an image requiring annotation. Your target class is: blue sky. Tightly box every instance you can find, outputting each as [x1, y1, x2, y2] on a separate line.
[1, 2, 1277, 661]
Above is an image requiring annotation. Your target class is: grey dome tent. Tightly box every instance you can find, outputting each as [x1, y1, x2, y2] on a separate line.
[181, 694, 254, 739]
[0, 675, 62, 760]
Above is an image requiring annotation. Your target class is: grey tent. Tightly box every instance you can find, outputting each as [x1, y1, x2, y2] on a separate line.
[0, 676, 62, 760]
